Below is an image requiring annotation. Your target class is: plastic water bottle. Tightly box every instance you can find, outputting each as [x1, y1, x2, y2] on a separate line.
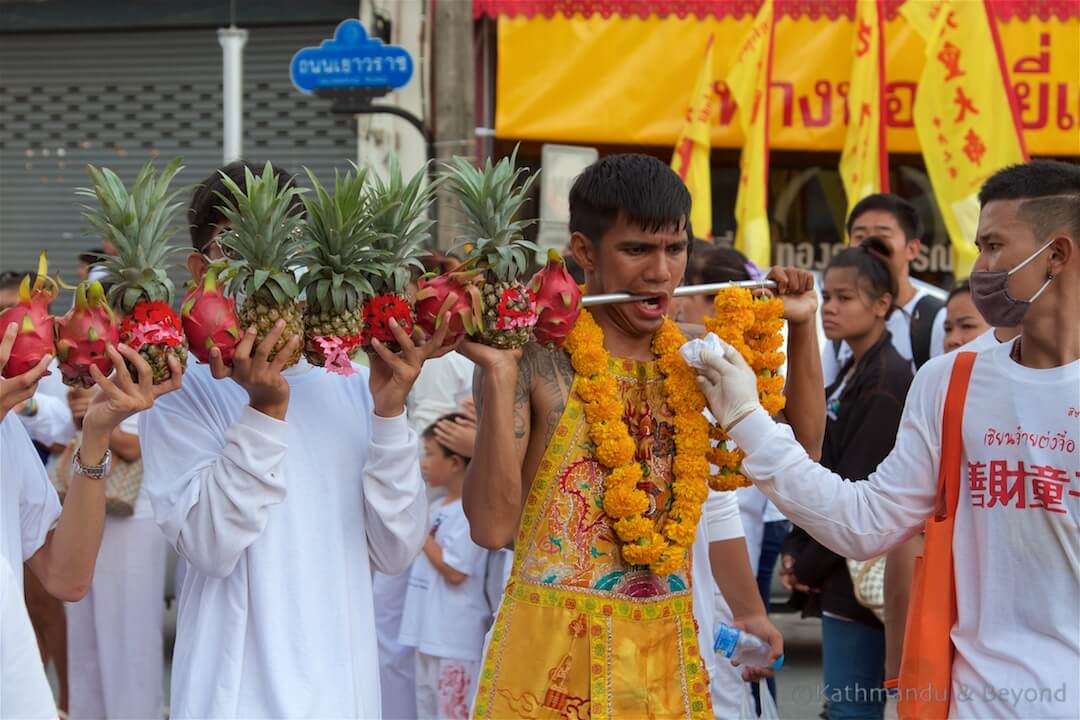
[713, 622, 784, 671]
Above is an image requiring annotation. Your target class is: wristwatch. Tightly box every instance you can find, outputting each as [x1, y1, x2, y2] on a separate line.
[72, 447, 112, 480]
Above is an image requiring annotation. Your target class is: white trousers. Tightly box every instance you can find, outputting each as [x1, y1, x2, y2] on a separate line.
[415, 652, 479, 720]
[66, 514, 167, 719]
[374, 571, 418, 719]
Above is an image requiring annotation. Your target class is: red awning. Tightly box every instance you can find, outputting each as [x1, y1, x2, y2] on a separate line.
[473, 0, 1080, 22]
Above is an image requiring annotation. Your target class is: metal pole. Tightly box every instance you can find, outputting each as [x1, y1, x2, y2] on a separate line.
[219, 26, 248, 164]
[581, 280, 777, 308]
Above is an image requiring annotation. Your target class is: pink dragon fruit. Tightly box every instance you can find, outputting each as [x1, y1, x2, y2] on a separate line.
[414, 270, 483, 345]
[0, 253, 57, 378]
[528, 249, 583, 350]
[55, 280, 120, 387]
[181, 264, 241, 365]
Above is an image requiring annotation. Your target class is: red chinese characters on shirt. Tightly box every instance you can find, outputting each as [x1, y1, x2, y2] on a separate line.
[967, 459, 1080, 515]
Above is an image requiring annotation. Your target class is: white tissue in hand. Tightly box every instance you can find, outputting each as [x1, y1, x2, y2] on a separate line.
[678, 333, 728, 370]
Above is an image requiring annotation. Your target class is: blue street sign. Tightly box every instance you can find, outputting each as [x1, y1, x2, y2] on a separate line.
[290, 19, 413, 94]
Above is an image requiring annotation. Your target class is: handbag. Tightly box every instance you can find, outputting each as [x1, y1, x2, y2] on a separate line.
[886, 351, 976, 720]
[48, 431, 144, 517]
[847, 555, 886, 622]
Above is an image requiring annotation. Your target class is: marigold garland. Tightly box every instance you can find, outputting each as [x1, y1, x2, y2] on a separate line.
[703, 288, 787, 490]
[564, 309, 710, 576]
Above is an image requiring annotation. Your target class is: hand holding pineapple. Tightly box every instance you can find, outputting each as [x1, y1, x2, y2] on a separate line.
[209, 320, 300, 421]
[366, 299, 458, 418]
[79, 343, 183, 463]
[0, 323, 53, 421]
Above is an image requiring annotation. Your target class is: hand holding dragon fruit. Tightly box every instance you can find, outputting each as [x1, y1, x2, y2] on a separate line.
[0, 252, 57, 378]
[55, 280, 120, 387]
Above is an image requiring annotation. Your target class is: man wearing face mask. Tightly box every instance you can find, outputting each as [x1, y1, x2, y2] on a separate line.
[695, 160, 1080, 720]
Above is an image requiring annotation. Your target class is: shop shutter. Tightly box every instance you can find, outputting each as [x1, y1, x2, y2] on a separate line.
[0, 24, 356, 288]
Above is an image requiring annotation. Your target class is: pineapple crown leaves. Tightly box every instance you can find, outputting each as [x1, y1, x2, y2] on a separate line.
[365, 155, 438, 295]
[298, 166, 392, 313]
[215, 162, 308, 307]
[438, 146, 540, 283]
[75, 157, 187, 313]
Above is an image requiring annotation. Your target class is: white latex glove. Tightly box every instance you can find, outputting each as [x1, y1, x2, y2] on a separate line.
[695, 340, 761, 430]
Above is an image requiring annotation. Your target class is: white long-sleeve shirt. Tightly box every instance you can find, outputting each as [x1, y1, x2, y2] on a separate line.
[0, 556, 56, 719]
[0, 413, 61, 589]
[730, 341, 1080, 719]
[140, 360, 428, 718]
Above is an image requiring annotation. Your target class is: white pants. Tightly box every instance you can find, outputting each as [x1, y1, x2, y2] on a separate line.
[66, 514, 167, 719]
[373, 571, 417, 719]
[415, 652, 479, 720]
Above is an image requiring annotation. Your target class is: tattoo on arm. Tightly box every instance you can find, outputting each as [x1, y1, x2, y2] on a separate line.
[519, 344, 574, 443]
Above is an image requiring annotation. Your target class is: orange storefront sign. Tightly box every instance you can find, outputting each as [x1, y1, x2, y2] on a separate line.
[481, 1, 1080, 155]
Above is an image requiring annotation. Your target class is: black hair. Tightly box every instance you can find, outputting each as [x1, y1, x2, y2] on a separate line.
[422, 413, 469, 462]
[947, 279, 972, 303]
[188, 160, 300, 252]
[0, 270, 29, 291]
[825, 236, 898, 317]
[978, 160, 1080, 242]
[568, 154, 690, 244]
[563, 254, 586, 284]
[846, 193, 922, 242]
[78, 248, 104, 265]
[684, 244, 753, 286]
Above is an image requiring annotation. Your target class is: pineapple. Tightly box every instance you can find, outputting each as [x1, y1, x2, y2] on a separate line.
[79, 157, 189, 383]
[440, 149, 540, 349]
[362, 155, 436, 350]
[216, 162, 306, 368]
[298, 165, 388, 371]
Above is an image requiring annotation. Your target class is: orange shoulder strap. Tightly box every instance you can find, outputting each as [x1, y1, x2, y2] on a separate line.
[935, 352, 977, 521]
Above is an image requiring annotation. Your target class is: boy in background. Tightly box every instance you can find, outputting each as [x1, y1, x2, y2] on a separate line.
[399, 414, 491, 719]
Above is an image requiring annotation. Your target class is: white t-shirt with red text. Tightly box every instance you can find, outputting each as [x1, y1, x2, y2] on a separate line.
[730, 339, 1080, 719]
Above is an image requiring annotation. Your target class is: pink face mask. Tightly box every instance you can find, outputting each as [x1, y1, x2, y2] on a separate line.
[968, 237, 1055, 328]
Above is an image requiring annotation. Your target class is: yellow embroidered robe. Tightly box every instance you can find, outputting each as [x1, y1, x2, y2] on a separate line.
[472, 358, 712, 720]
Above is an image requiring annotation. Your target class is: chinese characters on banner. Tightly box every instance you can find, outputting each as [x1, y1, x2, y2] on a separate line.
[839, 0, 888, 221]
[900, 0, 1028, 279]
[671, 36, 716, 240]
[725, 0, 774, 266]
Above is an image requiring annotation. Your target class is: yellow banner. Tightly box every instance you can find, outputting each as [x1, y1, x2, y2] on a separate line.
[495, 13, 1080, 156]
[902, 0, 1027, 279]
[671, 36, 716, 239]
[726, 0, 774, 266]
[840, 0, 887, 217]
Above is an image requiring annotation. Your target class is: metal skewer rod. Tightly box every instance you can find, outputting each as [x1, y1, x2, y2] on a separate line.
[580, 279, 777, 308]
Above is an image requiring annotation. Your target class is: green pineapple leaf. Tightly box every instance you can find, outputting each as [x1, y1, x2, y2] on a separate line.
[438, 146, 539, 283]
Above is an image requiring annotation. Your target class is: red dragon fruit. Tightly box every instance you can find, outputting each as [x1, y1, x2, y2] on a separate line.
[0, 253, 57, 378]
[414, 270, 483, 345]
[528, 249, 583, 350]
[55, 281, 120, 388]
[181, 263, 241, 365]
